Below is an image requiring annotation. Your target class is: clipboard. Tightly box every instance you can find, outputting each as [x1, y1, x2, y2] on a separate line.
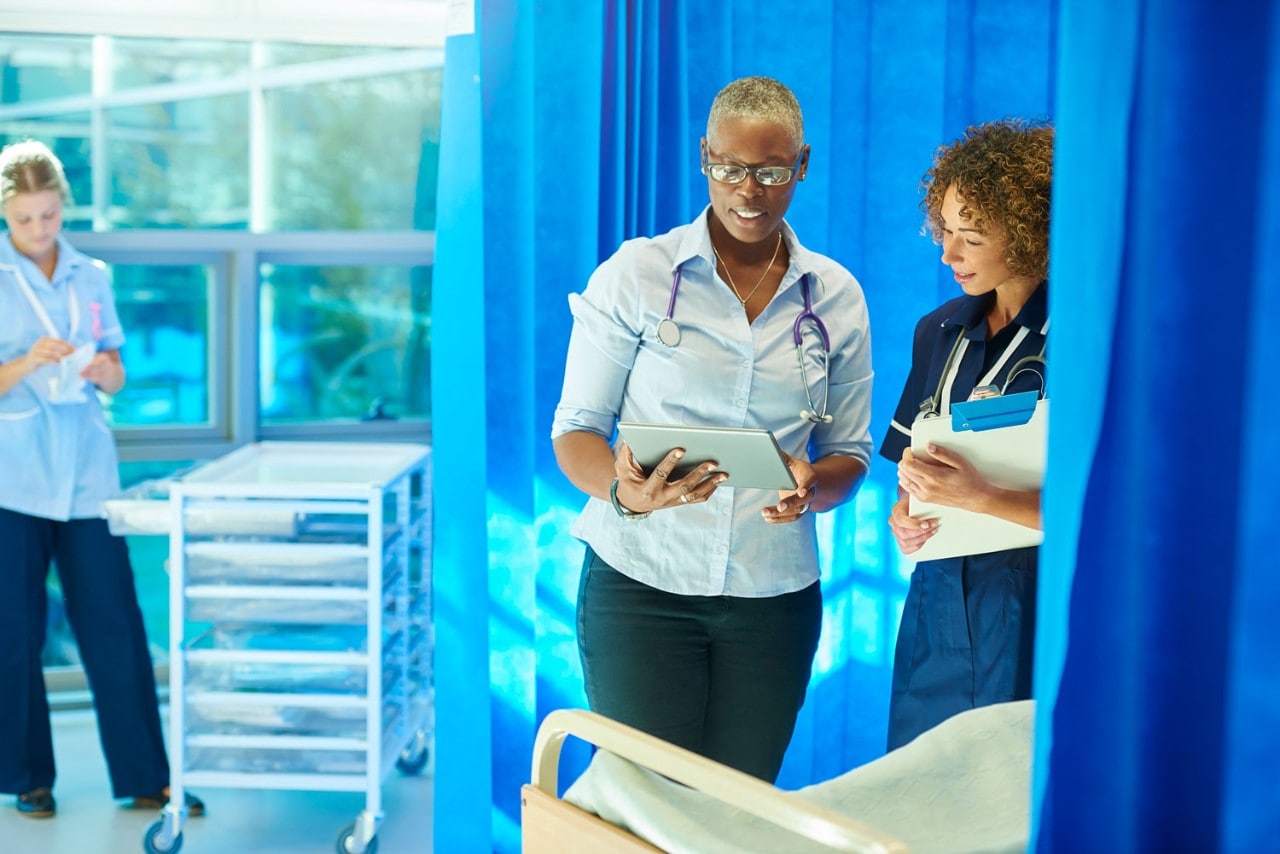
[907, 393, 1047, 561]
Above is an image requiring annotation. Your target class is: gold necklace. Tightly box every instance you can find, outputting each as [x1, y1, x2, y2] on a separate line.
[713, 233, 783, 306]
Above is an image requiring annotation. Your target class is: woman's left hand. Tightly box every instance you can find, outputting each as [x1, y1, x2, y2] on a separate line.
[897, 444, 992, 511]
[762, 451, 817, 524]
[80, 350, 125, 394]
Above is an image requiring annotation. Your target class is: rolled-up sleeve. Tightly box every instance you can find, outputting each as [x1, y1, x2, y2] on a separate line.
[551, 263, 643, 441]
[879, 312, 935, 465]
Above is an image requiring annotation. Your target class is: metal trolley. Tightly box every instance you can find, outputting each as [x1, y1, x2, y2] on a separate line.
[113, 442, 432, 854]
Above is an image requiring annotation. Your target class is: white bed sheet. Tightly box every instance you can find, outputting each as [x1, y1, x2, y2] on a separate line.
[564, 700, 1034, 854]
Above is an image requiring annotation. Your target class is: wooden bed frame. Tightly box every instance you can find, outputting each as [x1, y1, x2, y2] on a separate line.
[521, 709, 909, 853]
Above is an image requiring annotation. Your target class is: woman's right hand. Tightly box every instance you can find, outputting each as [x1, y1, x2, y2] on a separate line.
[0, 337, 75, 397]
[613, 443, 727, 513]
[25, 336, 75, 368]
[888, 492, 937, 555]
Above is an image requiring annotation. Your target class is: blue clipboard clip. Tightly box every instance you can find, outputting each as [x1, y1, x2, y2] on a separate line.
[950, 390, 1041, 432]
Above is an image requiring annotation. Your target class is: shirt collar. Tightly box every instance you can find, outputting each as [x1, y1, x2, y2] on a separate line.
[49, 235, 88, 285]
[0, 233, 87, 287]
[0, 234, 22, 268]
[673, 206, 821, 296]
[946, 280, 1049, 339]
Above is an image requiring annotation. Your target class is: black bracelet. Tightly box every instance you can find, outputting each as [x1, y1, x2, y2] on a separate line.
[609, 477, 651, 520]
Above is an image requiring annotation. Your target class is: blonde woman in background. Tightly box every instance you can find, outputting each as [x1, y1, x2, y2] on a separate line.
[0, 139, 203, 819]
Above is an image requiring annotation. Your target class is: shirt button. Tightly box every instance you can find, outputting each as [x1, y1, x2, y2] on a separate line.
[734, 399, 745, 407]
[717, 545, 728, 554]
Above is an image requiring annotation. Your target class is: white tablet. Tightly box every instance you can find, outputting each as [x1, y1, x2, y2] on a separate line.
[616, 422, 796, 490]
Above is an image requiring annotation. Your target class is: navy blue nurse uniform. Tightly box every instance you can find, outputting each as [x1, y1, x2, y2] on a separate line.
[879, 282, 1048, 751]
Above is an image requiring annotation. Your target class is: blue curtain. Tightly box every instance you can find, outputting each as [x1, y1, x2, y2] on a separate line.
[433, 2, 1054, 850]
[432, 20, 494, 854]
[1035, 1, 1280, 850]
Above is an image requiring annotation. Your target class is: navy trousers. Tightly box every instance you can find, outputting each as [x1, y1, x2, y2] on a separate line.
[0, 507, 169, 798]
[887, 546, 1038, 751]
[577, 548, 821, 782]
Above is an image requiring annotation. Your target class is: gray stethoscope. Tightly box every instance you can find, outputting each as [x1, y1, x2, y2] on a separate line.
[655, 264, 833, 424]
[918, 320, 1048, 419]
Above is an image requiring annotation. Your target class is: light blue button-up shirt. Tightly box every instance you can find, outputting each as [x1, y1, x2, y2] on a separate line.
[551, 210, 873, 597]
[0, 234, 126, 521]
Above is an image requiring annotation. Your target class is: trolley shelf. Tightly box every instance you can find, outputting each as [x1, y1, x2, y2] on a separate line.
[122, 441, 433, 854]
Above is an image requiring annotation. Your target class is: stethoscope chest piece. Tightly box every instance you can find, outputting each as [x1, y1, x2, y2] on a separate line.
[656, 317, 681, 347]
[655, 260, 833, 423]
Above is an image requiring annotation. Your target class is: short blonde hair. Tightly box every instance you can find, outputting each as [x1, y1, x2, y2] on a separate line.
[706, 76, 805, 154]
[0, 139, 71, 209]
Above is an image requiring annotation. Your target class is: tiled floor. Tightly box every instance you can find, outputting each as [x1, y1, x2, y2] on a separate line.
[0, 709, 434, 854]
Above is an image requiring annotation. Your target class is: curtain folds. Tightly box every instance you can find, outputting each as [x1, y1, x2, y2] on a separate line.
[431, 21, 494, 854]
[1037, 1, 1280, 849]
[434, 2, 1054, 849]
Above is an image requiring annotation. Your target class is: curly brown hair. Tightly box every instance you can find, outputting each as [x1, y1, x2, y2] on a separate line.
[922, 118, 1054, 281]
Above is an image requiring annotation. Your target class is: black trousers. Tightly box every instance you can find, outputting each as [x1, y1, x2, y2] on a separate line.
[0, 508, 169, 798]
[576, 548, 821, 782]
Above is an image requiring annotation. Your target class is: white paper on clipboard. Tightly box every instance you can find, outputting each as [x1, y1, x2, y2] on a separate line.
[907, 396, 1048, 562]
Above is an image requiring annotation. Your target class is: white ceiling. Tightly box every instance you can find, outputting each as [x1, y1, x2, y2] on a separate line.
[0, 0, 469, 47]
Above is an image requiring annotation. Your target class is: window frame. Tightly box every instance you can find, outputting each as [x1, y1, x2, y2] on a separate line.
[71, 229, 435, 462]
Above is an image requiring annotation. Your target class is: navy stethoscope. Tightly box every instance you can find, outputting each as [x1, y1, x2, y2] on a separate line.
[918, 320, 1049, 419]
[655, 263, 833, 424]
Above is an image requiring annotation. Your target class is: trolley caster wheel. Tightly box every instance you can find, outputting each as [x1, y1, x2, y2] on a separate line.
[335, 823, 378, 854]
[396, 744, 429, 776]
[143, 819, 183, 854]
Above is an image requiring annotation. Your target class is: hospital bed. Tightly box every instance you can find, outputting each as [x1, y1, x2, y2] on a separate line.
[522, 700, 1033, 853]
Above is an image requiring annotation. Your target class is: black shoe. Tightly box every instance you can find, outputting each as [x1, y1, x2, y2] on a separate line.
[16, 787, 55, 818]
[128, 787, 204, 817]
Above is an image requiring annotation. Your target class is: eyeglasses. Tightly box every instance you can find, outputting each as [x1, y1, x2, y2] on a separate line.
[702, 151, 804, 186]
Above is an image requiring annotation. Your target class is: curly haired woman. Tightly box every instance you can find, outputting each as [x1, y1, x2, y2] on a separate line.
[879, 119, 1053, 750]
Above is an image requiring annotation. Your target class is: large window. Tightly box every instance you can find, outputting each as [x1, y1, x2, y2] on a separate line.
[0, 32, 440, 447]
[261, 262, 431, 423]
[0, 29, 441, 671]
[108, 261, 214, 426]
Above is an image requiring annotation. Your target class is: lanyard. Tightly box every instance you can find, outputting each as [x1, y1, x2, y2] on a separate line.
[924, 320, 1048, 418]
[2, 262, 79, 341]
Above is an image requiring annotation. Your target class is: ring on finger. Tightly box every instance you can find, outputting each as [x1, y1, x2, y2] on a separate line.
[679, 493, 690, 504]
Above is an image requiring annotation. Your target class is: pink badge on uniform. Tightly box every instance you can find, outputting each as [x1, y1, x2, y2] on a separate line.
[90, 301, 103, 339]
